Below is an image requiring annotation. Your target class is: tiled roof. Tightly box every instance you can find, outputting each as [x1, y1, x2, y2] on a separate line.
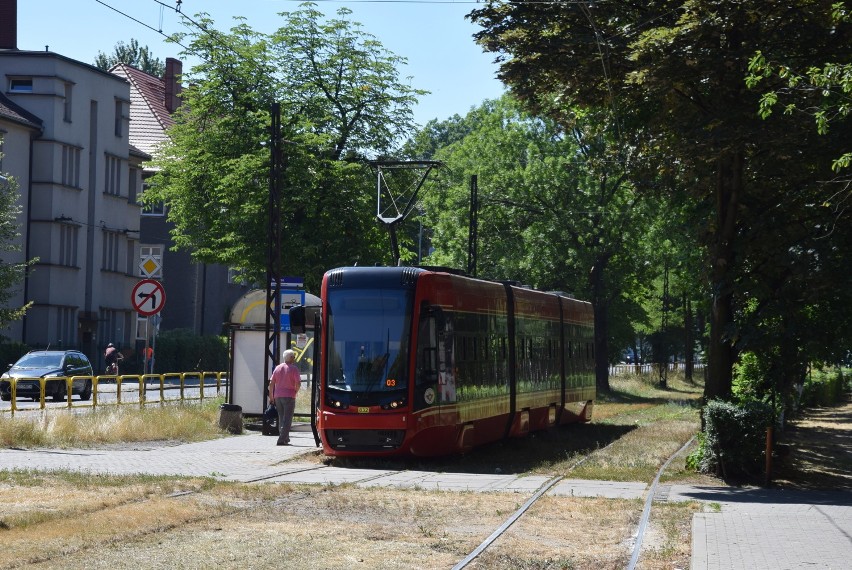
[0, 91, 42, 130]
[110, 63, 174, 157]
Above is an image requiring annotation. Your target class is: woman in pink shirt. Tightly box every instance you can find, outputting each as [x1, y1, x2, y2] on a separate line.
[268, 349, 301, 446]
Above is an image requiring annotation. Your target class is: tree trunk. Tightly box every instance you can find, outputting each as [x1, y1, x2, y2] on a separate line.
[684, 293, 694, 383]
[593, 301, 610, 393]
[705, 150, 743, 401]
[589, 260, 611, 393]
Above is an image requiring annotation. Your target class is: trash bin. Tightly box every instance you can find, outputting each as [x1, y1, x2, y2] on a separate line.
[218, 403, 243, 434]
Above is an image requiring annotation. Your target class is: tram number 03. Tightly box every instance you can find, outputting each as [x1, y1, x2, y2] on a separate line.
[385, 378, 397, 387]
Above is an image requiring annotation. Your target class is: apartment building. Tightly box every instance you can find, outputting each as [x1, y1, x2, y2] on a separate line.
[0, 5, 144, 363]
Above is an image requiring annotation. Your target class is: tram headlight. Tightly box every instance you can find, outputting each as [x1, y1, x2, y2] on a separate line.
[381, 398, 406, 410]
[326, 396, 349, 410]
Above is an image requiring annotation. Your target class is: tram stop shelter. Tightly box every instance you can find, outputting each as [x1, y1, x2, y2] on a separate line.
[226, 288, 320, 416]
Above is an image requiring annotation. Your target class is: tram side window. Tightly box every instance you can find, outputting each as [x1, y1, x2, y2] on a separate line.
[453, 312, 508, 401]
[454, 333, 468, 400]
[566, 339, 575, 388]
[491, 335, 508, 387]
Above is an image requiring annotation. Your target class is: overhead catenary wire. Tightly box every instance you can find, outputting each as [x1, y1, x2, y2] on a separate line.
[93, 0, 192, 53]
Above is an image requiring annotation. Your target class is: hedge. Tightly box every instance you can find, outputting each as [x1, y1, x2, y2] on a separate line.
[691, 399, 774, 479]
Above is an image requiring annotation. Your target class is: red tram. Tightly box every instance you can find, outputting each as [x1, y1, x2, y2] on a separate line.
[293, 266, 595, 457]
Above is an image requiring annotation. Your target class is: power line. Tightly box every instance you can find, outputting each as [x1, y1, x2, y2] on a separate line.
[93, 0, 191, 52]
[280, 0, 608, 4]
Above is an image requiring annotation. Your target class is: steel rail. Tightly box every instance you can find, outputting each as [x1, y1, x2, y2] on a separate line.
[451, 439, 615, 569]
[451, 475, 564, 570]
[626, 435, 696, 570]
[452, 434, 696, 569]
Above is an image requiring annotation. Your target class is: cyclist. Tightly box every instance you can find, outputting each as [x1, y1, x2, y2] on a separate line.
[104, 343, 123, 375]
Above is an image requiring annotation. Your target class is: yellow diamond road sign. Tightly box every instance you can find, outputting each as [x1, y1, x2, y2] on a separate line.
[140, 256, 161, 278]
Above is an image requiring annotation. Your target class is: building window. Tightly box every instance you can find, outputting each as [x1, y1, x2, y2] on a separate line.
[57, 307, 76, 347]
[227, 267, 249, 285]
[128, 167, 138, 203]
[140, 177, 165, 216]
[141, 201, 165, 216]
[126, 239, 136, 275]
[102, 231, 120, 272]
[136, 314, 158, 342]
[139, 245, 163, 278]
[58, 224, 79, 267]
[61, 145, 80, 188]
[9, 78, 33, 93]
[64, 82, 73, 122]
[104, 155, 121, 196]
[114, 99, 123, 137]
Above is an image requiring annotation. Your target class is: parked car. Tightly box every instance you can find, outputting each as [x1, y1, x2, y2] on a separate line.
[622, 349, 640, 365]
[0, 350, 94, 402]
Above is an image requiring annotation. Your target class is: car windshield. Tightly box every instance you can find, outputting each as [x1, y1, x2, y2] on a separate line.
[326, 288, 412, 396]
[14, 354, 63, 368]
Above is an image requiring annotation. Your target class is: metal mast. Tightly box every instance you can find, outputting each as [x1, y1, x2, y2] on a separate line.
[371, 160, 441, 265]
[263, 103, 283, 418]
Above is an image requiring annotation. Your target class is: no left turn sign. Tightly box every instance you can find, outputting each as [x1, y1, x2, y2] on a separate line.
[132, 279, 166, 316]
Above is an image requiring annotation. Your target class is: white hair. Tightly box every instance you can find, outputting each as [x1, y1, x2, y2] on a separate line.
[282, 349, 296, 362]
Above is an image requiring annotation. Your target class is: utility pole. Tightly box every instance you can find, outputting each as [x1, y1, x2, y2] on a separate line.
[263, 103, 283, 426]
[467, 174, 478, 277]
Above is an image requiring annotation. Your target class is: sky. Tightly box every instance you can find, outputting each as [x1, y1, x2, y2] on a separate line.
[16, 0, 506, 127]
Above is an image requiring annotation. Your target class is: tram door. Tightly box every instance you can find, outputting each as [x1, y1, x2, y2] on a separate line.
[415, 305, 451, 413]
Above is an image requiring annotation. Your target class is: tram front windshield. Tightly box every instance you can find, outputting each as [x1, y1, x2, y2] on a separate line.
[326, 288, 412, 401]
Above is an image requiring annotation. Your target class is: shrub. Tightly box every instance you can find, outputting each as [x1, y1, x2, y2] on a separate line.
[800, 367, 848, 407]
[693, 399, 773, 479]
[153, 329, 228, 373]
[0, 341, 29, 370]
[685, 430, 706, 472]
[732, 351, 772, 404]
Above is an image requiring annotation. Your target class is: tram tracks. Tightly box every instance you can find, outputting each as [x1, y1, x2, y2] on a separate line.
[452, 435, 697, 570]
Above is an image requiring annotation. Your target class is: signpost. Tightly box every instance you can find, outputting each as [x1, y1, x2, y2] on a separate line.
[132, 279, 165, 375]
[279, 289, 305, 332]
[131, 279, 166, 316]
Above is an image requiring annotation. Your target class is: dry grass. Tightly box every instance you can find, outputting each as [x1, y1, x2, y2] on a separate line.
[0, 371, 711, 569]
[0, 401, 225, 448]
[0, 474, 700, 570]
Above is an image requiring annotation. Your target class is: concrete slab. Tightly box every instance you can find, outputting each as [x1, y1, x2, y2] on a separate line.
[549, 479, 647, 499]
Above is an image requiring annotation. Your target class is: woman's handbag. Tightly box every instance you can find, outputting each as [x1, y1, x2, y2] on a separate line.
[262, 403, 278, 435]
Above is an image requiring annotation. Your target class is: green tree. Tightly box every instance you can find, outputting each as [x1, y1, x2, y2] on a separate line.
[94, 39, 166, 76]
[417, 96, 658, 391]
[145, 5, 425, 289]
[470, 0, 852, 402]
[0, 173, 34, 331]
[747, 3, 852, 174]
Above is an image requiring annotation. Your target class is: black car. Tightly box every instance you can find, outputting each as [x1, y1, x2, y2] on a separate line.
[0, 350, 94, 402]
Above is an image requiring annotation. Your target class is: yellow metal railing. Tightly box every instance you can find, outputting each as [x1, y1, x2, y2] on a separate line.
[0, 372, 228, 416]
